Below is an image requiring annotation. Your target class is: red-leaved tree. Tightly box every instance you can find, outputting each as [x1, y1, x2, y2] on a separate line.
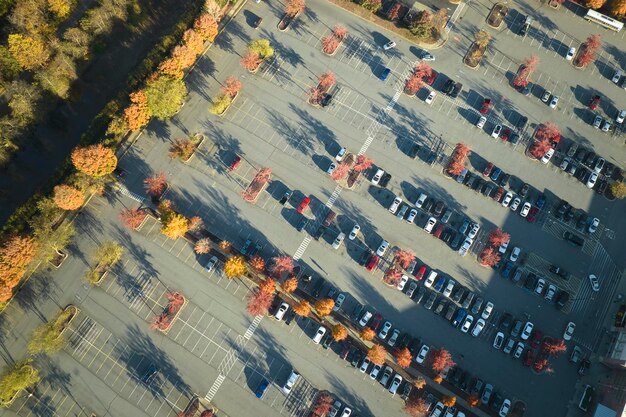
[270, 256, 294, 278]
[430, 348, 455, 373]
[404, 396, 430, 417]
[368, 344, 387, 365]
[246, 288, 274, 316]
[240, 51, 262, 71]
[144, 173, 168, 198]
[119, 208, 147, 229]
[404, 62, 431, 95]
[535, 122, 560, 143]
[353, 155, 373, 172]
[543, 339, 567, 356]
[479, 247, 501, 267]
[311, 393, 333, 417]
[446, 143, 471, 176]
[395, 347, 412, 368]
[221, 76, 242, 98]
[394, 249, 416, 269]
[529, 138, 552, 159]
[331, 162, 351, 181]
[318, 71, 336, 92]
[488, 228, 510, 247]
[383, 267, 402, 286]
[513, 55, 539, 87]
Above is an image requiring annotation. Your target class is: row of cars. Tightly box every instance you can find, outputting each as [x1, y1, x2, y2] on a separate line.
[554, 199, 600, 235]
[558, 142, 617, 193]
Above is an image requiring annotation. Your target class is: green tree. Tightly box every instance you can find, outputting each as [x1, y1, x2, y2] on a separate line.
[36, 53, 77, 99]
[0, 46, 21, 80]
[28, 308, 73, 354]
[0, 360, 40, 405]
[94, 241, 124, 267]
[5, 81, 42, 126]
[144, 76, 187, 120]
[248, 39, 274, 59]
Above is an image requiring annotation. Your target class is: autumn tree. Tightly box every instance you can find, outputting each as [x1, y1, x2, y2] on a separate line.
[219, 240, 232, 253]
[144, 173, 168, 198]
[587, 0, 606, 7]
[311, 393, 333, 417]
[28, 308, 73, 355]
[169, 138, 195, 160]
[224, 256, 246, 278]
[536, 122, 561, 144]
[194, 14, 219, 41]
[246, 288, 274, 316]
[330, 162, 351, 181]
[395, 347, 412, 368]
[442, 396, 456, 407]
[317, 71, 336, 91]
[468, 395, 480, 407]
[360, 327, 375, 341]
[119, 208, 147, 230]
[479, 247, 500, 267]
[0, 235, 39, 294]
[71, 144, 117, 177]
[446, 143, 471, 176]
[608, 0, 626, 17]
[513, 55, 539, 87]
[161, 211, 189, 239]
[474, 30, 492, 48]
[404, 395, 429, 417]
[414, 376, 426, 389]
[404, 62, 432, 95]
[367, 344, 387, 365]
[53, 184, 85, 210]
[258, 278, 276, 294]
[488, 228, 510, 247]
[7, 34, 50, 70]
[144, 76, 187, 120]
[270, 256, 294, 278]
[292, 299, 311, 316]
[432, 8, 448, 35]
[285, 0, 305, 17]
[314, 298, 335, 317]
[188, 216, 203, 233]
[240, 51, 262, 71]
[221, 76, 242, 98]
[430, 348, 455, 373]
[544, 339, 567, 356]
[331, 324, 348, 341]
[250, 255, 265, 272]
[432, 374, 443, 384]
[529, 137, 552, 159]
[383, 267, 402, 286]
[195, 238, 212, 254]
[394, 249, 416, 269]
[387, 2, 402, 20]
[610, 181, 626, 199]
[183, 29, 204, 55]
[321, 35, 340, 55]
[249, 39, 274, 59]
[282, 277, 298, 293]
[577, 34, 601, 67]
[353, 154, 373, 172]
[124, 90, 151, 131]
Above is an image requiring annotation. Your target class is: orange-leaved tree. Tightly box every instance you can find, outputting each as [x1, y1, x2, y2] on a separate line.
[258, 278, 276, 294]
[360, 327, 375, 341]
[53, 184, 85, 210]
[383, 267, 402, 286]
[446, 143, 471, 176]
[285, 0, 305, 17]
[404, 396, 429, 417]
[430, 348, 455, 373]
[529, 137, 552, 159]
[194, 238, 212, 254]
[194, 14, 219, 42]
[249, 255, 265, 272]
[468, 394, 480, 407]
[442, 396, 456, 407]
[71, 144, 117, 177]
[314, 298, 335, 317]
[282, 277, 298, 293]
[246, 288, 274, 316]
[124, 90, 151, 131]
[394, 249, 416, 269]
[353, 154, 373, 172]
[331, 324, 348, 341]
[292, 299, 311, 316]
[367, 344, 387, 365]
[535, 122, 561, 143]
[0, 235, 38, 302]
[395, 347, 412, 368]
[183, 29, 204, 55]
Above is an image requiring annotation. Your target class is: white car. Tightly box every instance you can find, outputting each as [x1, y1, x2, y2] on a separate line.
[593, 115, 603, 129]
[513, 342, 524, 359]
[443, 280, 456, 297]
[499, 399, 511, 417]
[327, 162, 337, 175]
[586, 172, 598, 188]
[369, 364, 381, 379]
[563, 322, 576, 341]
[476, 116, 487, 129]
[617, 109, 626, 124]
[491, 124, 502, 139]
[389, 196, 402, 213]
[378, 321, 392, 339]
[612, 69, 623, 83]
[388, 374, 402, 394]
[424, 217, 437, 233]
[520, 202, 531, 218]
[359, 311, 372, 327]
[376, 240, 389, 256]
[468, 223, 480, 239]
[541, 148, 555, 164]
[589, 274, 600, 291]
[341, 407, 352, 417]
[460, 315, 474, 333]
[332, 232, 345, 249]
[510, 246, 521, 262]
[205, 255, 219, 272]
[415, 344, 429, 364]
[406, 208, 418, 224]
[521, 322, 534, 340]
[498, 240, 509, 254]
[588, 217, 599, 234]
[501, 192, 513, 207]
[282, 371, 300, 394]
[359, 357, 371, 373]
[425, 90, 437, 105]
[333, 294, 346, 311]
[397, 274, 409, 290]
[602, 120, 612, 132]
[424, 271, 437, 288]
[535, 278, 545, 295]
[313, 326, 326, 344]
[349, 223, 360, 240]
[481, 302, 494, 320]
[335, 147, 346, 161]
[387, 329, 400, 347]
[415, 193, 427, 208]
[509, 197, 521, 212]
[371, 168, 384, 185]
[472, 318, 486, 336]
[566, 47, 575, 61]
[493, 332, 505, 349]
[458, 237, 473, 256]
[549, 95, 559, 109]
[383, 41, 396, 50]
[274, 302, 289, 320]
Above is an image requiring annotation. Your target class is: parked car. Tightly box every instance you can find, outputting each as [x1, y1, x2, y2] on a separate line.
[491, 124, 502, 139]
[425, 90, 437, 105]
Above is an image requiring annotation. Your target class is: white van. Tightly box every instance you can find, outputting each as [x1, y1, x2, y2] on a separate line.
[282, 370, 300, 394]
[274, 302, 289, 321]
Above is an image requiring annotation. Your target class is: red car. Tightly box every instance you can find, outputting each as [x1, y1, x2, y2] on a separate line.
[480, 98, 492, 114]
[297, 196, 311, 213]
[415, 265, 427, 280]
[523, 349, 534, 367]
[501, 129, 511, 141]
[526, 206, 539, 223]
[425, 70, 438, 86]
[433, 223, 445, 239]
[530, 330, 543, 349]
[492, 187, 504, 202]
[229, 155, 241, 171]
[369, 313, 383, 331]
[589, 95, 600, 110]
[366, 254, 379, 272]
[483, 162, 494, 177]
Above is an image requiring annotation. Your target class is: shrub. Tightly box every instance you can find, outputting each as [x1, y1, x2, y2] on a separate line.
[249, 39, 273, 59]
[209, 94, 232, 115]
[360, 0, 382, 13]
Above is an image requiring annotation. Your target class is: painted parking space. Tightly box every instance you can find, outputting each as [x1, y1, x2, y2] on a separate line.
[65, 314, 190, 417]
[9, 379, 88, 417]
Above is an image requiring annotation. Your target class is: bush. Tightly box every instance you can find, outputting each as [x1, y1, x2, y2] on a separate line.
[360, 0, 382, 12]
[209, 94, 232, 114]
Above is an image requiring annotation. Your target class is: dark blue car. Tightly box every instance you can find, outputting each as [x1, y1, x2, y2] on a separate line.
[536, 193, 546, 209]
[433, 276, 447, 292]
[380, 67, 391, 81]
[255, 379, 269, 398]
[501, 262, 514, 279]
[451, 308, 467, 327]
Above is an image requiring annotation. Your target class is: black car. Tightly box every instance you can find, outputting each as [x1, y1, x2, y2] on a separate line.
[320, 93, 332, 107]
[516, 115, 528, 130]
[423, 198, 435, 212]
[360, 250, 371, 265]
[472, 178, 484, 192]
[451, 287, 465, 304]
[445, 304, 456, 321]
[397, 333, 411, 349]
[441, 229, 455, 244]
[414, 286, 426, 304]
[584, 152, 597, 167]
[400, 381, 413, 400]
[596, 179, 608, 195]
[497, 173, 510, 186]
[379, 172, 392, 187]
[563, 231, 584, 247]
[549, 265, 569, 280]
[564, 207, 575, 223]
[555, 200, 570, 219]
[519, 182, 530, 198]
[433, 201, 445, 217]
[296, 217, 308, 232]
[465, 174, 476, 188]
[556, 290, 570, 309]
[450, 82, 463, 98]
[450, 233, 463, 250]
[509, 133, 520, 144]
[350, 349, 364, 367]
[490, 392, 504, 410]
[575, 213, 587, 231]
[498, 313, 513, 331]
[459, 371, 470, 391]
[312, 225, 325, 240]
[350, 303, 364, 321]
[311, 278, 326, 298]
[279, 190, 292, 205]
[524, 273, 537, 291]
[443, 79, 455, 95]
[574, 148, 587, 163]
[482, 183, 494, 197]
[470, 297, 484, 315]
[470, 378, 484, 396]
[424, 292, 437, 309]
[434, 299, 448, 315]
[407, 338, 422, 356]
[579, 359, 591, 375]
